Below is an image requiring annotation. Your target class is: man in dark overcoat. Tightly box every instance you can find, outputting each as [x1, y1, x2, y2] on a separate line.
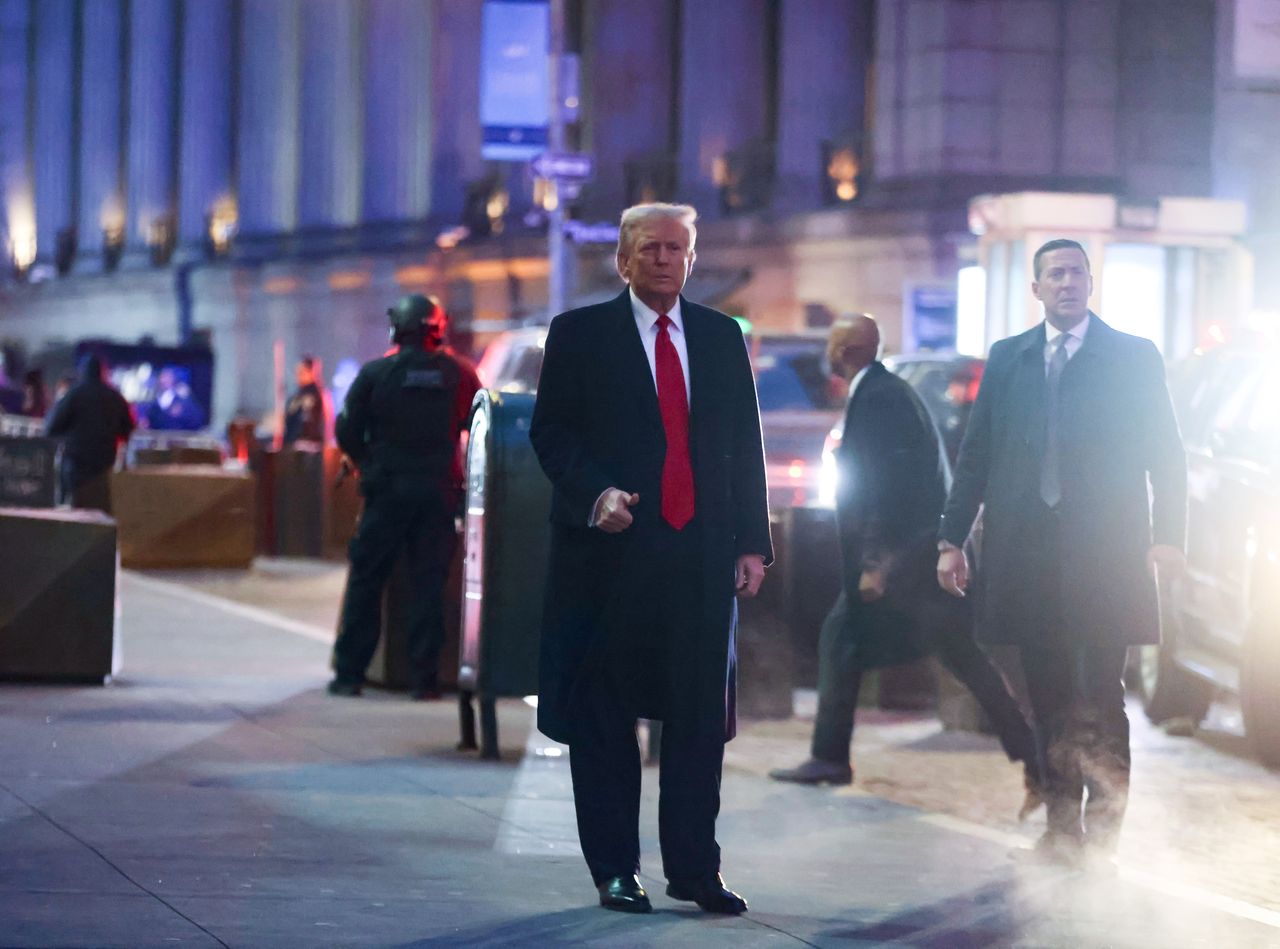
[771, 316, 1036, 797]
[529, 202, 772, 915]
[937, 239, 1186, 866]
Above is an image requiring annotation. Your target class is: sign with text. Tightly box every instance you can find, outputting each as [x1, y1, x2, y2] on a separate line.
[480, 0, 550, 160]
[0, 436, 58, 508]
[531, 151, 594, 182]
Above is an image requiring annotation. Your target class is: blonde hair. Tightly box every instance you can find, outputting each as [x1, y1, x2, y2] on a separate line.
[617, 202, 698, 257]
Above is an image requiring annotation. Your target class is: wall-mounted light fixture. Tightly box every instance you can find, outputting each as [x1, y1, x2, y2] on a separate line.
[822, 140, 861, 205]
[147, 214, 176, 266]
[9, 229, 36, 281]
[101, 201, 125, 272]
[206, 196, 238, 258]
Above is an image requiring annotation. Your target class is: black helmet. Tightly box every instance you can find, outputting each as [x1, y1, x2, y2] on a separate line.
[387, 293, 439, 334]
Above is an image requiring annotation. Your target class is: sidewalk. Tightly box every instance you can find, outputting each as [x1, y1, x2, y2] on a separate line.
[1, 569, 1278, 947]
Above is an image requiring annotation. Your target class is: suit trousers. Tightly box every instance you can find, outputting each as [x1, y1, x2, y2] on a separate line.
[567, 519, 724, 885]
[811, 590, 1035, 768]
[1019, 503, 1131, 847]
[333, 481, 458, 691]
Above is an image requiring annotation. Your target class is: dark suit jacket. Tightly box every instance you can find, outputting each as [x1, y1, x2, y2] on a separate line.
[836, 362, 955, 667]
[529, 289, 772, 743]
[939, 315, 1186, 647]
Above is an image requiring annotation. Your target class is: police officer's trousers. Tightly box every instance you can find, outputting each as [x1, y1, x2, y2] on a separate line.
[332, 480, 458, 692]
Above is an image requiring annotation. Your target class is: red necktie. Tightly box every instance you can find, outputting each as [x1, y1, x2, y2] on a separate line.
[655, 314, 694, 529]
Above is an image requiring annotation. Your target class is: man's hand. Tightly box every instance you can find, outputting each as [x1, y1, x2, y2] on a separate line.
[1147, 544, 1186, 583]
[937, 546, 969, 598]
[592, 488, 639, 534]
[736, 555, 766, 598]
[858, 565, 887, 603]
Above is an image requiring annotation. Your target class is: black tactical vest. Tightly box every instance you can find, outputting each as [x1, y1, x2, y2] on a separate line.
[365, 349, 461, 481]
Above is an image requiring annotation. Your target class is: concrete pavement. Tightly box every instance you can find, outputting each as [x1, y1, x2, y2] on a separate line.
[2, 567, 1279, 947]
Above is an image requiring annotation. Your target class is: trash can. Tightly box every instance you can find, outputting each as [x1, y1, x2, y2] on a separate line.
[457, 390, 550, 757]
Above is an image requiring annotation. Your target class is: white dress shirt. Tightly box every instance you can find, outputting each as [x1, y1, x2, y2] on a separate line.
[630, 287, 691, 403]
[590, 289, 693, 526]
[1044, 313, 1090, 370]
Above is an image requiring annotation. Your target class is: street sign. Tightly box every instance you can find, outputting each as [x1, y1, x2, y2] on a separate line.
[531, 151, 593, 182]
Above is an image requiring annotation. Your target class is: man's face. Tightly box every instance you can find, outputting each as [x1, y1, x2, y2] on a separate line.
[296, 363, 314, 387]
[1033, 247, 1093, 327]
[617, 217, 695, 307]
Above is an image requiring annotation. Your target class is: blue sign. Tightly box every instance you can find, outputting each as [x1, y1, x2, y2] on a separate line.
[480, 1, 550, 161]
[909, 285, 958, 351]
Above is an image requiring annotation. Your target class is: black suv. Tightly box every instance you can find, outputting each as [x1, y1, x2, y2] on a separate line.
[1139, 346, 1280, 765]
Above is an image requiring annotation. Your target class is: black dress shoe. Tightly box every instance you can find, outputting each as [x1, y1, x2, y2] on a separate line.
[596, 875, 652, 913]
[666, 873, 748, 914]
[326, 679, 362, 697]
[768, 757, 853, 786]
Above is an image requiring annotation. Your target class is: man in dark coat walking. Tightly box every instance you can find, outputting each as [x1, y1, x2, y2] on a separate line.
[771, 316, 1036, 803]
[529, 203, 772, 916]
[46, 353, 135, 513]
[938, 239, 1186, 866]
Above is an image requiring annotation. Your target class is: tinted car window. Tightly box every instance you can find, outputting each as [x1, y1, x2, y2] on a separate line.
[753, 340, 840, 412]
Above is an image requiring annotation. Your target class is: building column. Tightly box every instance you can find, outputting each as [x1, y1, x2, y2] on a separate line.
[238, 0, 300, 236]
[429, 0, 483, 221]
[676, 0, 771, 216]
[362, 0, 433, 223]
[32, 0, 77, 267]
[580, 0, 676, 217]
[78, 0, 125, 265]
[0, 0, 33, 271]
[774, 0, 872, 210]
[178, 0, 235, 248]
[298, 1, 363, 229]
[125, 0, 179, 253]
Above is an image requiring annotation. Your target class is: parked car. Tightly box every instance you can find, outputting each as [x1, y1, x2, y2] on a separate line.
[882, 352, 985, 464]
[1139, 346, 1280, 765]
[816, 351, 985, 507]
[473, 325, 843, 510]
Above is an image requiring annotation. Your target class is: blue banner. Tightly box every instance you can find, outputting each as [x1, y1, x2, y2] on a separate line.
[480, 0, 550, 161]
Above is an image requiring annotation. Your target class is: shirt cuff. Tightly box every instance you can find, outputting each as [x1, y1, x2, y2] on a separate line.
[589, 489, 611, 527]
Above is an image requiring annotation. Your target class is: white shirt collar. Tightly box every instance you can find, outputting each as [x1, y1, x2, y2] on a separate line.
[1045, 313, 1090, 348]
[848, 363, 872, 398]
[629, 287, 683, 333]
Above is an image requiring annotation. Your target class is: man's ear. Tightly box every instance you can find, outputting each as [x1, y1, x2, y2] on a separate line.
[616, 252, 630, 282]
[687, 249, 696, 275]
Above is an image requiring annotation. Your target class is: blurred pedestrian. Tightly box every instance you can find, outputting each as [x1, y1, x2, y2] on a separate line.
[529, 203, 771, 916]
[329, 295, 480, 700]
[771, 316, 1039, 814]
[46, 353, 135, 513]
[937, 239, 1186, 867]
[282, 355, 331, 447]
[20, 369, 47, 418]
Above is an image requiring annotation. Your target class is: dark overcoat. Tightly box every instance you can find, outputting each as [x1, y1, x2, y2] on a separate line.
[938, 315, 1186, 647]
[835, 362, 957, 667]
[528, 289, 773, 744]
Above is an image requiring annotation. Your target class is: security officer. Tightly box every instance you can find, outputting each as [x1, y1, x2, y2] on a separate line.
[329, 294, 481, 699]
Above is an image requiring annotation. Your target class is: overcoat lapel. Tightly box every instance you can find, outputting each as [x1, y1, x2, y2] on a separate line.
[606, 290, 663, 435]
[1011, 324, 1049, 457]
[681, 298, 713, 440]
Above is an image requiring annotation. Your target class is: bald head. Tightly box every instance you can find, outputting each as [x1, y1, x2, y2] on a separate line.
[827, 314, 881, 381]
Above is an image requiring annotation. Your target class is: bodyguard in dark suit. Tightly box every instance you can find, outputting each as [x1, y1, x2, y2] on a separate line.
[938, 239, 1186, 866]
[530, 203, 772, 915]
[771, 317, 1036, 800]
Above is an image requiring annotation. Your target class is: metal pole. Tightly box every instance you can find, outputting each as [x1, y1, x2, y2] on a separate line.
[546, 0, 567, 321]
